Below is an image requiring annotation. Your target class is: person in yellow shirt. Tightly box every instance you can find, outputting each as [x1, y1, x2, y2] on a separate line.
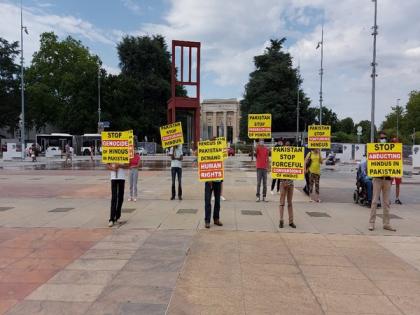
[305, 148, 323, 202]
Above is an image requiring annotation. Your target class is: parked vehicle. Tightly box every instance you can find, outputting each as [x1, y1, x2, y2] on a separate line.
[137, 147, 148, 156]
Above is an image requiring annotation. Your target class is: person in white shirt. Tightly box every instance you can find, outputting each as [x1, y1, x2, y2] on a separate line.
[169, 144, 183, 200]
[107, 163, 128, 227]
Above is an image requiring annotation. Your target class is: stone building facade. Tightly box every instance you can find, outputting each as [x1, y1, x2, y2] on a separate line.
[200, 99, 240, 143]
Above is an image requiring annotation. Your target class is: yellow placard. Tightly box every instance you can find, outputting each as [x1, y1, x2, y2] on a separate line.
[367, 143, 403, 177]
[160, 122, 184, 149]
[197, 139, 224, 182]
[216, 137, 228, 160]
[101, 131, 131, 163]
[128, 130, 134, 158]
[271, 146, 305, 180]
[248, 114, 271, 139]
[308, 125, 331, 149]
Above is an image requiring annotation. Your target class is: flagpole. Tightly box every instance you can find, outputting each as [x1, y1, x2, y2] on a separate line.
[20, 0, 26, 159]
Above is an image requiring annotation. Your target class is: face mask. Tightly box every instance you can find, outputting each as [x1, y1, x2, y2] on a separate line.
[259, 141, 264, 145]
[379, 138, 387, 143]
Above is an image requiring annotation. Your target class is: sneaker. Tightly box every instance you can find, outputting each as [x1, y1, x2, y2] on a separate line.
[170, 196, 175, 200]
[262, 197, 268, 202]
[108, 221, 114, 227]
[133, 198, 137, 202]
[179, 196, 183, 200]
[221, 196, 226, 201]
[256, 197, 260, 202]
[279, 220, 284, 228]
[289, 223, 297, 229]
[128, 198, 132, 202]
[368, 223, 374, 231]
[395, 199, 402, 205]
[270, 190, 274, 195]
[383, 225, 396, 232]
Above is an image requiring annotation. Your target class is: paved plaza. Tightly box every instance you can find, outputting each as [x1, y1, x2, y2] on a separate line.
[1, 158, 420, 314]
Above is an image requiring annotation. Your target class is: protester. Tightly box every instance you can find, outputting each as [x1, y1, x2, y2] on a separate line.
[305, 148, 323, 202]
[107, 163, 128, 227]
[169, 144, 183, 200]
[270, 139, 283, 195]
[256, 139, 269, 202]
[391, 138, 403, 204]
[358, 157, 373, 206]
[204, 180, 223, 229]
[128, 149, 141, 202]
[369, 131, 396, 231]
[278, 141, 296, 229]
[303, 145, 310, 195]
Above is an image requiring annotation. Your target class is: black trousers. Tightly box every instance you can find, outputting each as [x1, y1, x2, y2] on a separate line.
[171, 167, 182, 198]
[271, 179, 280, 192]
[110, 179, 125, 222]
[205, 181, 221, 223]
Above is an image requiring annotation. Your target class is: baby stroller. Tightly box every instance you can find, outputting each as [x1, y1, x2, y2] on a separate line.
[353, 166, 369, 206]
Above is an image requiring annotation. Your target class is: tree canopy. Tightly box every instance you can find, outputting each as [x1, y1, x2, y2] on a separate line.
[240, 38, 315, 139]
[0, 38, 20, 133]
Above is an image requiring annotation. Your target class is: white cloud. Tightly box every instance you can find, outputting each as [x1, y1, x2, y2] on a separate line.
[103, 64, 120, 75]
[0, 1, 115, 65]
[134, 0, 420, 124]
[120, 0, 142, 15]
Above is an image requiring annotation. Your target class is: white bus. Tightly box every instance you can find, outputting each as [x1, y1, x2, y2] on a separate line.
[80, 134, 101, 155]
[35, 133, 74, 157]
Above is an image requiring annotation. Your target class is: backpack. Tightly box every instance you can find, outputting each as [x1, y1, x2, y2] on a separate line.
[305, 152, 312, 170]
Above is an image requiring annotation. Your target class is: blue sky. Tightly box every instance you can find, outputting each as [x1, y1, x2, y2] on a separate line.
[1, 0, 420, 126]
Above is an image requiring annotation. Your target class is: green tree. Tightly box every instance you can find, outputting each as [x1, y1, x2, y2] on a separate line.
[337, 117, 354, 134]
[0, 38, 20, 133]
[240, 38, 314, 139]
[309, 107, 339, 131]
[106, 35, 183, 141]
[355, 120, 374, 143]
[26, 32, 100, 134]
[404, 91, 420, 137]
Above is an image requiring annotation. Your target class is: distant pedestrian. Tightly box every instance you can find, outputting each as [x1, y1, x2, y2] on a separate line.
[169, 144, 183, 200]
[256, 139, 269, 202]
[65, 143, 72, 164]
[305, 148, 323, 202]
[369, 132, 396, 231]
[128, 150, 141, 202]
[90, 146, 94, 161]
[204, 180, 223, 229]
[270, 139, 283, 195]
[279, 141, 296, 229]
[391, 138, 403, 205]
[107, 163, 128, 227]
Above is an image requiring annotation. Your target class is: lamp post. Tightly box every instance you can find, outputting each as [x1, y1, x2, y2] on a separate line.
[20, 0, 28, 159]
[316, 23, 324, 125]
[296, 62, 300, 144]
[396, 98, 401, 140]
[370, 0, 378, 142]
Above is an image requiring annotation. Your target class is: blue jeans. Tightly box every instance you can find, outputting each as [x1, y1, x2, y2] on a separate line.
[129, 168, 138, 198]
[362, 176, 373, 202]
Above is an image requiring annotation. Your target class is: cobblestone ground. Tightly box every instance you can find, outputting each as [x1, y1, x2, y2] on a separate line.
[1, 163, 420, 314]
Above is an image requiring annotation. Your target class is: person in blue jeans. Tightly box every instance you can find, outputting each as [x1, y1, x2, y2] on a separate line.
[359, 159, 373, 206]
[169, 144, 183, 200]
[204, 181, 223, 229]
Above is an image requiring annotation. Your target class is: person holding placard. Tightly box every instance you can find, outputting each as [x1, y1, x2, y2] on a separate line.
[305, 148, 323, 202]
[107, 163, 128, 227]
[270, 139, 283, 195]
[169, 144, 183, 200]
[278, 141, 296, 229]
[368, 132, 397, 232]
[255, 139, 269, 202]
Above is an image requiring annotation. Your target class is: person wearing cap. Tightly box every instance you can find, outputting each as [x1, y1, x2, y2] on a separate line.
[368, 131, 396, 232]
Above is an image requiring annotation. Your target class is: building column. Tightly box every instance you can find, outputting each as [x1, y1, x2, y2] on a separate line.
[223, 111, 227, 138]
[212, 112, 217, 138]
[232, 111, 237, 143]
